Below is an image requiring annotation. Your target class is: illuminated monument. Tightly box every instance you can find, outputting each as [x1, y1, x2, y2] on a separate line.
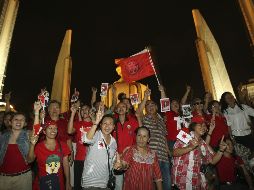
[0, 0, 19, 98]
[192, 9, 235, 100]
[238, 0, 254, 54]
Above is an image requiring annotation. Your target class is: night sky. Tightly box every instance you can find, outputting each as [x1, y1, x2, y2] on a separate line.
[4, 0, 254, 113]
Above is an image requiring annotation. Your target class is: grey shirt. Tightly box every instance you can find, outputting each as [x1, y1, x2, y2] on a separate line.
[81, 130, 117, 188]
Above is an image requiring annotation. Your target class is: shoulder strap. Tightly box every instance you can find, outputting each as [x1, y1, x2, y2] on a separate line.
[102, 138, 111, 176]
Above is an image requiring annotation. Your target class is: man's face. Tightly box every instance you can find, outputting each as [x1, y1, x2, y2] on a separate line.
[48, 103, 60, 117]
[116, 102, 127, 115]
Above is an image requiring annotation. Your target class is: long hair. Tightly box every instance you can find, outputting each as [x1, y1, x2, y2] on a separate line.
[220, 92, 243, 114]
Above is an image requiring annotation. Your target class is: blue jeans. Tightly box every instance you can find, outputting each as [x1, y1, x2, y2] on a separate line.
[159, 161, 171, 190]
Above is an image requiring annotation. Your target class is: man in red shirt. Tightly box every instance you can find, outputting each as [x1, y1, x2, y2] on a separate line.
[68, 104, 93, 190]
[113, 102, 139, 190]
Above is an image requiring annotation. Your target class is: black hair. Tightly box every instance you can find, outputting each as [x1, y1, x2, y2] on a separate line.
[135, 126, 151, 138]
[3, 111, 14, 119]
[118, 92, 126, 101]
[189, 122, 198, 132]
[120, 98, 135, 114]
[220, 92, 243, 114]
[49, 100, 61, 107]
[207, 100, 219, 114]
[10, 112, 27, 122]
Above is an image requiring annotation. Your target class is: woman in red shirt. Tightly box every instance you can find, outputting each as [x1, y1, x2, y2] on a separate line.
[67, 103, 93, 190]
[27, 101, 71, 190]
[216, 138, 254, 190]
[206, 100, 230, 148]
[114, 126, 162, 190]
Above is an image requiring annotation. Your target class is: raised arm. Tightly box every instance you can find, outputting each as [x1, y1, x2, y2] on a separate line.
[209, 136, 227, 165]
[158, 85, 167, 99]
[203, 92, 212, 113]
[110, 84, 117, 112]
[91, 87, 97, 107]
[67, 104, 77, 134]
[86, 103, 104, 141]
[180, 85, 191, 105]
[4, 92, 11, 112]
[27, 101, 41, 163]
[136, 88, 151, 116]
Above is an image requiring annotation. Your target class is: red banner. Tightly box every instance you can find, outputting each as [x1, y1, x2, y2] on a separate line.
[117, 49, 155, 83]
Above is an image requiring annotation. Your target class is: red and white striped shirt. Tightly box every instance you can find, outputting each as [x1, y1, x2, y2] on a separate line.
[172, 139, 214, 190]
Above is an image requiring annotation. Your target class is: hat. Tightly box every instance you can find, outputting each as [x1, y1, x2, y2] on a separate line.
[191, 115, 205, 124]
[43, 120, 57, 129]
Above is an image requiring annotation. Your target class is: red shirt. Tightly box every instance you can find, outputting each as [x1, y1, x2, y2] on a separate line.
[165, 111, 188, 141]
[0, 144, 30, 174]
[206, 114, 229, 148]
[34, 141, 71, 190]
[112, 115, 139, 153]
[122, 146, 162, 190]
[216, 155, 244, 183]
[73, 120, 93, 161]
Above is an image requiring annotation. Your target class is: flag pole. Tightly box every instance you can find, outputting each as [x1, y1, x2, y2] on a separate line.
[146, 47, 161, 86]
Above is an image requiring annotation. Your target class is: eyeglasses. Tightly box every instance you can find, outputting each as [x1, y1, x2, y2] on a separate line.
[194, 101, 203, 105]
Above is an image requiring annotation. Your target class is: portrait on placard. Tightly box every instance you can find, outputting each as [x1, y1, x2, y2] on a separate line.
[182, 104, 192, 118]
[130, 93, 139, 105]
[160, 98, 170, 112]
[100, 83, 109, 96]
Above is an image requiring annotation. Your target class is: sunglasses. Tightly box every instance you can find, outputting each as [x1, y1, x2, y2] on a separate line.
[194, 101, 203, 105]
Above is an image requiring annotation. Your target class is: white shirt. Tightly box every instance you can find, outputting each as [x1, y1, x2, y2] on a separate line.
[224, 104, 254, 136]
[81, 130, 117, 188]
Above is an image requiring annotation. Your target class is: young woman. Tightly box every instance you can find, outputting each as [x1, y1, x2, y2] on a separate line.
[220, 92, 254, 157]
[172, 122, 227, 190]
[114, 126, 162, 190]
[81, 105, 117, 189]
[27, 101, 71, 190]
[216, 138, 254, 190]
[68, 103, 93, 190]
[206, 100, 230, 148]
[0, 112, 32, 190]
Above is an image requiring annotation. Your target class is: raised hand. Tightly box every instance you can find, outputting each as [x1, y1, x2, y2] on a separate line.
[70, 104, 77, 114]
[204, 92, 212, 102]
[91, 87, 97, 93]
[158, 85, 165, 92]
[218, 136, 227, 152]
[94, 103, 104, 125]
[4, 92, 11, 102]
[34, 101, 42, 112]
[144, 88, 151, 97]
[30, 132, 39, 145]
[186, 85, 191, 92]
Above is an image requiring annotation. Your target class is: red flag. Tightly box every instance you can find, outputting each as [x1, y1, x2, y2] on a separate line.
[117, 49, 155, 83]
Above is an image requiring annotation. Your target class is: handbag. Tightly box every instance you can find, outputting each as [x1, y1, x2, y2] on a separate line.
[39, 140, 63, 190]
[103, 139, 116, 190]
[39, 173, 60, 190]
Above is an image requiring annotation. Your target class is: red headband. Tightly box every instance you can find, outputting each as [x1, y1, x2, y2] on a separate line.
[191, 116, 205, 124]
[43, 120, 57, 129]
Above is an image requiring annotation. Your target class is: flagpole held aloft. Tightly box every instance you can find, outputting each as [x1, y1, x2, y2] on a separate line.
[146, 47, 161, 86]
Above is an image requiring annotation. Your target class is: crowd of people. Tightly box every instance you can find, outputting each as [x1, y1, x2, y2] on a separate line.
[0, 84, 254, 190]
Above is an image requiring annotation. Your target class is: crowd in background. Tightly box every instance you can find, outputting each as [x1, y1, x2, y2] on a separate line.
[0, 83, 254, 190]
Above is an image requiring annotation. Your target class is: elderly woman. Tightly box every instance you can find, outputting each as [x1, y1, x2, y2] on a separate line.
[114, 126, 162, 190]
[172, 122, 227, 190]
